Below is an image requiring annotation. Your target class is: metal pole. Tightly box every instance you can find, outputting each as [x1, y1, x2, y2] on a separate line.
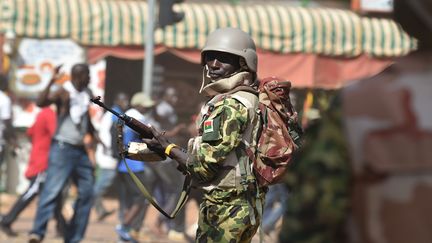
[143, 0, 156, 96]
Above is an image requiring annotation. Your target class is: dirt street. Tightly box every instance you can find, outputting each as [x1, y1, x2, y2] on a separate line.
[0, 193, 277, 243]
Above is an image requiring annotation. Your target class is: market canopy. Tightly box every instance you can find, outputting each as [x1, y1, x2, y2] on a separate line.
[0, 0, 416, 57]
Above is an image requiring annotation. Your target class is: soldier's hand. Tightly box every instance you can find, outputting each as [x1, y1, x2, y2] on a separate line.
[142, 125, 170, 153]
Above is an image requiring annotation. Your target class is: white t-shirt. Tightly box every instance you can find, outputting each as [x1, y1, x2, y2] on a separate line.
[95, 111, 117, 169]
[0, 90, 12, 146]
[156, 101, 177, 126]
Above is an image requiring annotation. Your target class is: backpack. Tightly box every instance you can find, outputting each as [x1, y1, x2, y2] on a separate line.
[246, 77, 303, 187]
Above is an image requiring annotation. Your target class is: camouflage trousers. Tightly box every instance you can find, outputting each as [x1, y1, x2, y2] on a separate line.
[195, 191, 262, 243]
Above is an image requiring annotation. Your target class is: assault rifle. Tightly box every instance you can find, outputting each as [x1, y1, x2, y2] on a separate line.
[91, 96, 190, 219]
[90, 96, 153, 138]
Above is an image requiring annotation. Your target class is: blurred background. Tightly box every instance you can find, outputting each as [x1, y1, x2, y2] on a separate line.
[1, 0, 428, 242]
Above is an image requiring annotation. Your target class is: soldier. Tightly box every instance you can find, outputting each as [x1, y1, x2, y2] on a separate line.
[280, 1, 432, 243]
[143, 27, 264, 242]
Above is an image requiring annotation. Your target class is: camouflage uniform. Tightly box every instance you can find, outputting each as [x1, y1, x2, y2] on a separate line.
[186, 93, 263, 243]
[280, 96, 351, 243]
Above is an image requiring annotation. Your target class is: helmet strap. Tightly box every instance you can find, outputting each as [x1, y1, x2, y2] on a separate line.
[199, 67, 207, 94]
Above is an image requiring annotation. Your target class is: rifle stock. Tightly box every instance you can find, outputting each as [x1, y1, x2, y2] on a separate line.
[90, 96, 153, 139]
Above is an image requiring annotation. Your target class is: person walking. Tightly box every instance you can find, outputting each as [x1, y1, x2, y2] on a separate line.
[93, 92, 130, 221]
[0, 74, 15, 166]
[153, 86, 188, 240]
[262, 184, 288, 235]
[143, 27, 265, 243]
[29, 63, 96, 243]
[0, 105, 66, 237]
[115, 92, 158, 243]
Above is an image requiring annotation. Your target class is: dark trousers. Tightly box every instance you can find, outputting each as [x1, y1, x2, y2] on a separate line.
[1, 173, 66, 233]
[30, 141, 94, 243]
[153, 160, 187, 232]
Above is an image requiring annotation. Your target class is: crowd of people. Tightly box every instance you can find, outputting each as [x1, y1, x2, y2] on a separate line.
[0, 67, 196, 243]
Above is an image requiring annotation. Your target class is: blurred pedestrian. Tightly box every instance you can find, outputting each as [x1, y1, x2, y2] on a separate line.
[155, 86, 179, 128]
[93, 92, 130, 221]
[115, 92, 158, 243]
[153, 86, 187, 240]
[280, 102, 350, 243]
[262, 184, 289, 235]
[0, 105, 66, 237]
[0, 74, 16, 166]
[29, 63, 96, 243]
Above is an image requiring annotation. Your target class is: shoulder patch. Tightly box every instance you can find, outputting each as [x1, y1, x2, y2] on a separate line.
[202, 116, 221, 142]
[203, 119, 214, 133]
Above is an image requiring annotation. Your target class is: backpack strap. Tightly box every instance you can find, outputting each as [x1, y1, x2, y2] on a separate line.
[231, 88, 268, 243]
[230, 90, 261, 166]
[236, 141, 265, 243]
[230, 89, 265, 229]
[235, 144, 257, 225]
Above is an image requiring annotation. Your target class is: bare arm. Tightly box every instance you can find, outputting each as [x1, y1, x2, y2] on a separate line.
[36, 65, 63, 107]
[166, 146, 188, 171]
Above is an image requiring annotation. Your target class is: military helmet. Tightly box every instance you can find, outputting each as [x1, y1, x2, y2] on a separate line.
[201, 28, 257, 73]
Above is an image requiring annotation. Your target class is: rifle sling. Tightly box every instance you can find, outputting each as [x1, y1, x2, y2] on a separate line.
[123, 157, 192, 219]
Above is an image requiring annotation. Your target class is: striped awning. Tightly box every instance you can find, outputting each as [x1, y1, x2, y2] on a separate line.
[0, 0, 416, 57]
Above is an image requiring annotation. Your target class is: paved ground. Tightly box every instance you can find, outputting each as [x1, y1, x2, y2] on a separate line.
[0, 193, 280, 243]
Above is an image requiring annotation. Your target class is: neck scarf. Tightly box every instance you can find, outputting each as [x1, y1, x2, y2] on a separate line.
[200, 71, 252, 97]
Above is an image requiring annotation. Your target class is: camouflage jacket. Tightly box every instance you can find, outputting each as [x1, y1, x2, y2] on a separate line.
[186, 92, 259, 202]
[280, 96, 351, 243]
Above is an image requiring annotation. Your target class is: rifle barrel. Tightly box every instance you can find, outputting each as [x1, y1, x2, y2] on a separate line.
[89, 96, 151, 138]
[90, 96, 123, 118]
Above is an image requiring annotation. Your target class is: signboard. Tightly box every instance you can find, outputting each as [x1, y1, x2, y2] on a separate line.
[13, 38, 84, 95]
[358, 0, 393, 13]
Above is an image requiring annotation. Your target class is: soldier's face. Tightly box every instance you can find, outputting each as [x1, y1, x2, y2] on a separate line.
[204, 51, 241, 81]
